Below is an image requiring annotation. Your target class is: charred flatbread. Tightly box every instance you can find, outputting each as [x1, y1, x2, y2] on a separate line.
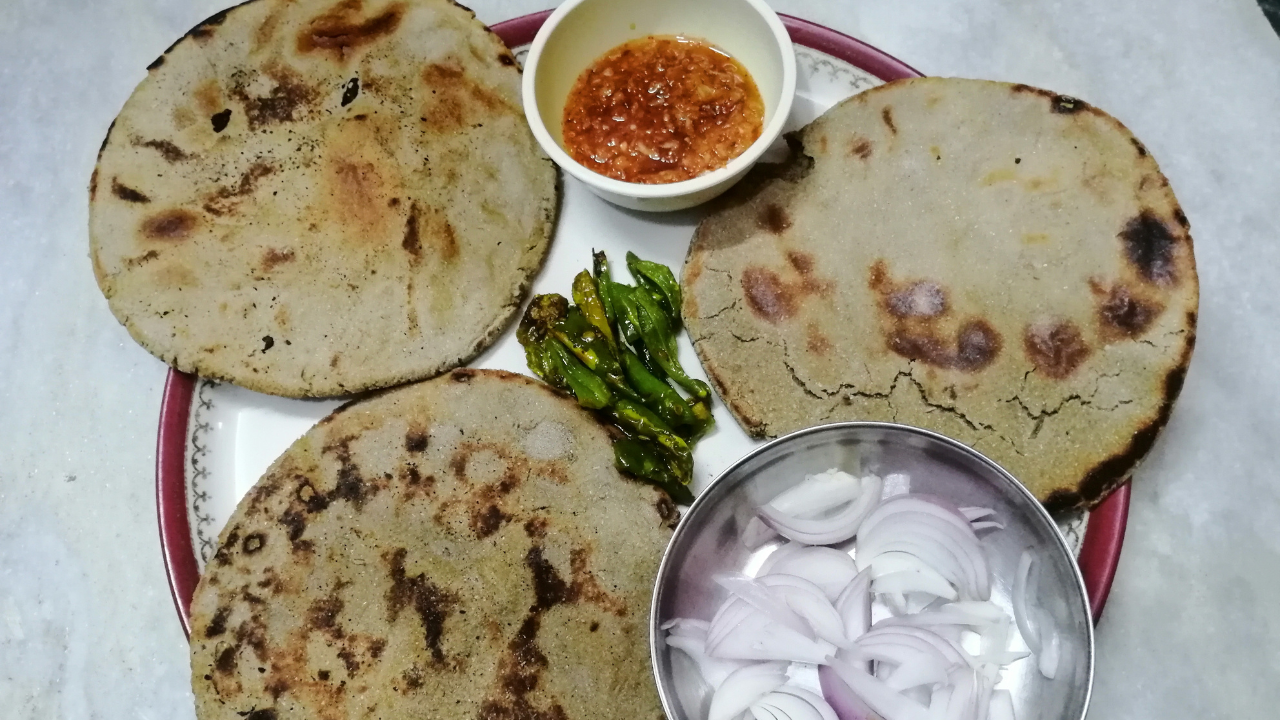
[683, 77, 1197, 511]
[90, 0, 558, 397]
[188, 369, 675, 720]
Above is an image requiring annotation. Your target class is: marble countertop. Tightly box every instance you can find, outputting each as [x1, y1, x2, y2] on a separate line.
[2, 0, 1278, 717]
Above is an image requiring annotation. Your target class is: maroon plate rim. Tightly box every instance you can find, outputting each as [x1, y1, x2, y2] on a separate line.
[155, 10, 1127, 634]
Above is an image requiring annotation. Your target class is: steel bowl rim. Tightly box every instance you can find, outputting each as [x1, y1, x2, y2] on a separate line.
[649, 420, 1094, 720]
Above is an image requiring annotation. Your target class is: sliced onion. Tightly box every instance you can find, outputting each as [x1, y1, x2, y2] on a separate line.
[759, 475, 883, 546]
[708, 597, 757, 652]
[664, 617, 712, 636]
[743, 517, 781, 549]
[942, 668, 975, 720]
[927, 685, 952, 720]
[715, 572, 814, 638]
[987, 689, 1016, 720]
[759, 541, 804, 576]
[858, 495, 975, 540]
[873, 570, 958, 601]
[881, 473, 911, 498]
[1011, 551, 1041, 655]
[958, 507, 995, 521]
[882, 652, 952, 691]
[706, 606, 838, 663]
[1038, 623, 1060, 679]
[835, 569, 872, 643]
[666, 632, 752, 688]
[859, 626, 968, 668]
[754, 687, 840, 720]
[823, 657, 931, 720]
[708, 662, 789, 720]
[770, 469, 867, 516]
[669, 643, 715, 720]
[757, 574, 847, 646]
[764, 546, 859, 600]
[860, 516, 989, 600]
[752, 703, 786, 720]
[818, 664, 877, 720]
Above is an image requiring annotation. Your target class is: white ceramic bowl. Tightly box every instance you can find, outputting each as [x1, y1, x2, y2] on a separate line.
[521, 0, 797, 212]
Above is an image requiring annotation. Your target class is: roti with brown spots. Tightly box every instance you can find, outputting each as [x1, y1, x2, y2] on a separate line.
[189, 369, 675, 720]
[89, 0, 558, 397]
[683, 77, 1198, 511]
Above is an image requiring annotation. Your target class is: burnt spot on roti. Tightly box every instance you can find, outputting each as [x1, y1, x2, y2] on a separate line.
[742, 267, 797, 322]
[111, 178, 151, 203]
[1054, 339, 1194, 512]
[205, 606, 232, 638]
[386, 548, 459, 666]
[261, 248, 295, 272]
[786, 251, 814, 276]
[887, 281, 948, 319]
[215, 645, 238, 675]
[871, 261, 1001, 372]
[141, 209, 197, 241]
[341, 77, 360, 106]
[230, 67, 319, 130]
[242, 532, 266, 554]
[471, 504, 511, 539]
[952, 320, 1001, 371]
[1023, 320, 1091, 379]
[401, 665, 424, 690]
[1131, 137, 1148, 157]
[211, 109, 232, 132]
[243, 709, 277, 720]
[296, 480, 331, 514]
[452, 368, 476, 383]
[1011, 84, 1090, 115]
[297, 2, 407, 57]
[1119, 211, 1179, 285]
[806, 324, 833, 356]
[1174, 208, 1190, 229]
[589, 621, 600, 632]
[135, 138, 191, 163]
[850, 137, 873, 159]
[526, 546, 569, 609]
[524, 517, 548, 538]
[881, 106, 897, 134]
[402, 202, 422, 259]
[307, 592, 345, 636]
[405, 430, 429, 453]
[758, 203, 792, 233]
[1094, 282, 1165, 340]
[261, 336, 274, 353]
[204, 162, 276, 216]
[498, 51, 517, 66]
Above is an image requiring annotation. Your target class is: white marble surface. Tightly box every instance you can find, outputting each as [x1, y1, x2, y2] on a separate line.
[0, 0, 1277, 717]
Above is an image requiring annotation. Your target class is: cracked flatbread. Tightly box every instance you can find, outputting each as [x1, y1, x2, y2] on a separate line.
[89, 0, 558, 397]
[683, 77, 1197, 511]
[189, 369, 675, 720]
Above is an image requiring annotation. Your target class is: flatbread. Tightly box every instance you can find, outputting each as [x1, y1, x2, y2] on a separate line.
[189, 368, 676, 720]
[90, 0, 558, 397]
[683, 78, 1198, 511]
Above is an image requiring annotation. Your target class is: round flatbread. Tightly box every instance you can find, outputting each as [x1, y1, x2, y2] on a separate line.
[90, 0, 558, 397]
[189, 369, 676, 720]
[683, 78, 1198, 511]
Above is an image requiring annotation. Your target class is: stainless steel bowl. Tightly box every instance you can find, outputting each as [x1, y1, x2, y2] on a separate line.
[650, 422, 1093, 720]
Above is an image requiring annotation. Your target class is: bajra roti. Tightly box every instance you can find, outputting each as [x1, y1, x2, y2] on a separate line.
[189, 368, 675, 720]
[90, 0, 558, 397]
[683, 78, 1198, 511]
